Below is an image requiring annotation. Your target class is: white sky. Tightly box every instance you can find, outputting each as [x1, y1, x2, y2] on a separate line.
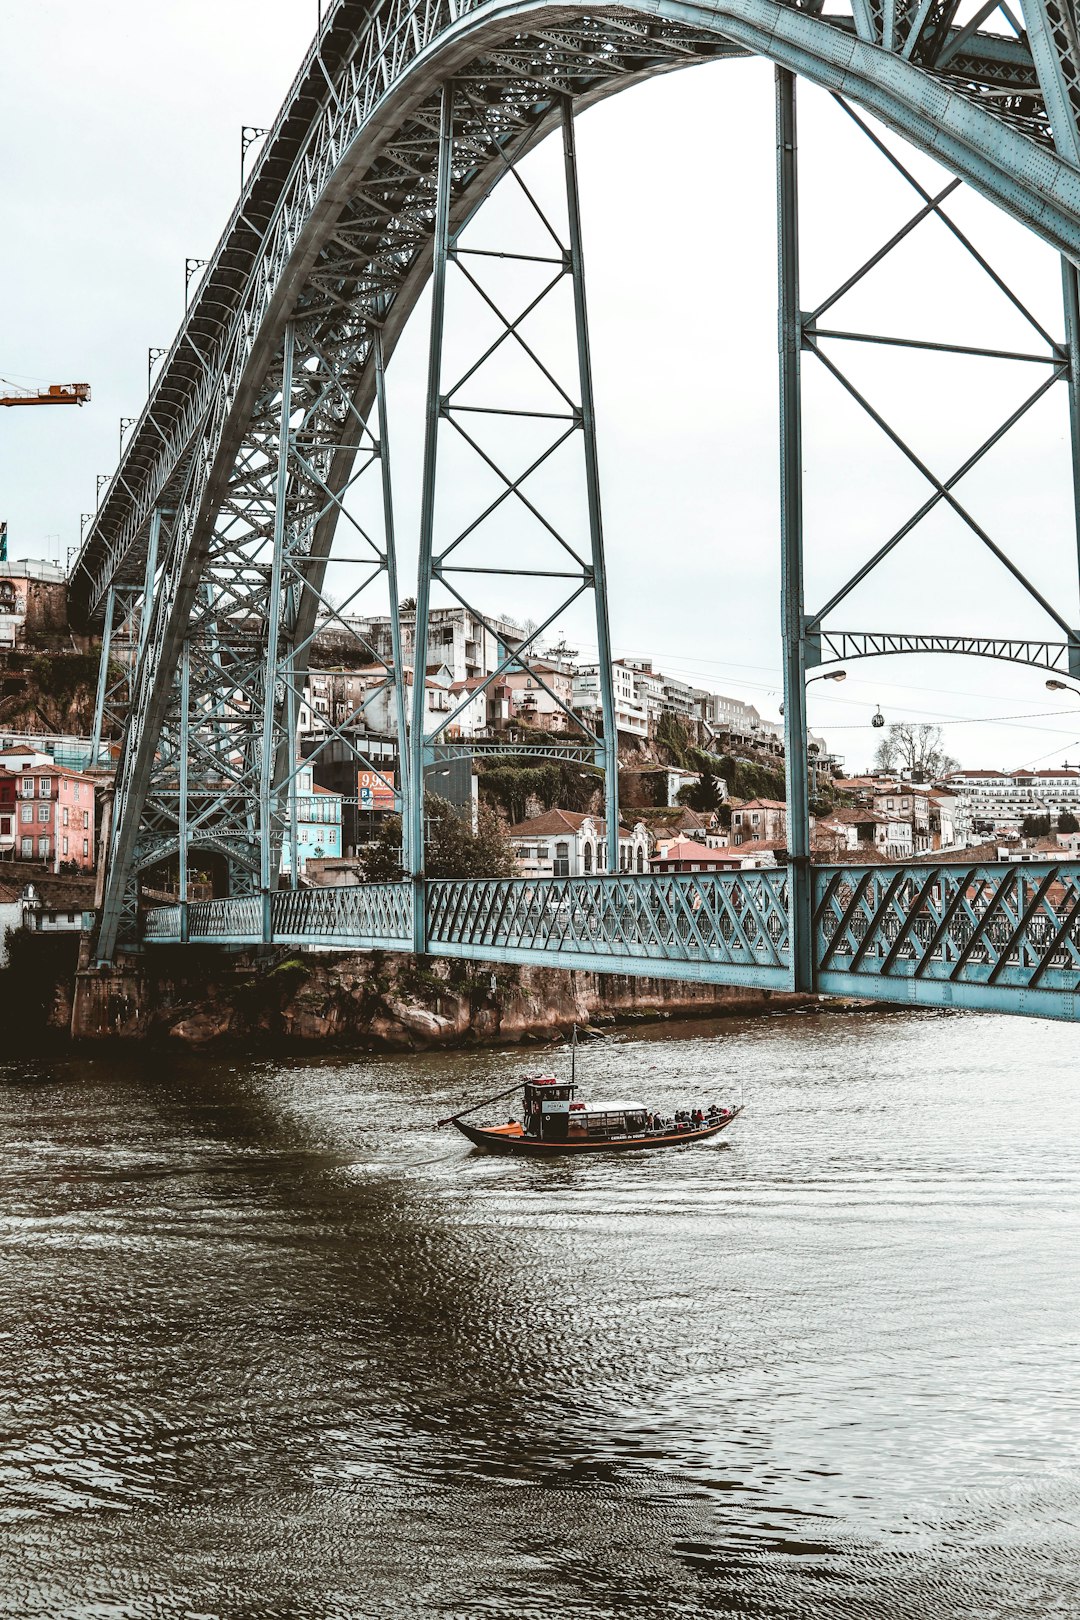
[4, 1, 1080, 773]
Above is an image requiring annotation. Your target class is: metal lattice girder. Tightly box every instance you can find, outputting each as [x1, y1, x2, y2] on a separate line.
[814, 860, 1080, 1017]
[409, 83, 619, 894]
[73, 0, 1080, 631]
[141, 861, 1080, 1019]
[81, 0, 1080, 964]
[98, 273, 409, 953]
[801, 95, 1080, 663]
[1020, 0, 1080, 167]
[427, 740, 598, 763]
[143, 871, 791, 986]
[816, 630, 1080, 673]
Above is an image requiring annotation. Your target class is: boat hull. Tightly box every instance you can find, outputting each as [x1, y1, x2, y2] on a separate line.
[453, 1109, 742, 1156]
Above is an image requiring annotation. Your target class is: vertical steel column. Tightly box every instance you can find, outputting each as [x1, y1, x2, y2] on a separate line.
[178, 643, 190, 944]
[138, 508, 162, 664]
[90, 584, 116, 768]
[286, 671, 299, 892]
[374, 319, 411, 867]
[562, 95, 620, 876]
[260, 322, 296, 942]
[1061, 257, 1080, 677]
[410, 82, 455, 950]
[776, 67, 813, 992]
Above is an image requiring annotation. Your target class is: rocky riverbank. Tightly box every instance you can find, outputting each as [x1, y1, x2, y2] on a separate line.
[67, 946, 818, 1049]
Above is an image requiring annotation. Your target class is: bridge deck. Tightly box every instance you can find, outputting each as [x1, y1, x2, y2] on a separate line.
[141, 863, 1080, 1020]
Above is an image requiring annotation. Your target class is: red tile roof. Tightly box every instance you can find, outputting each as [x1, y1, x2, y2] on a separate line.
[654, 839, 722, 863]
[509, 809, 632, 838]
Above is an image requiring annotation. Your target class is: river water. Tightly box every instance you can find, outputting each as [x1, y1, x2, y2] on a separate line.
[1, 1008, 1078, 1618]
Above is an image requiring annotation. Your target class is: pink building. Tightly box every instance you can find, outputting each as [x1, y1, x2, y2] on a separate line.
[3, 763, 96, 871]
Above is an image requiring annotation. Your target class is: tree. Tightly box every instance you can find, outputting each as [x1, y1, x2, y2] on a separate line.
[872, 722, 957, 781]
[686, 766, 722, 814]
[1059, 810, 1079, 834]
[359, 794, 517, 882]
[1022, 812, 1051, 838]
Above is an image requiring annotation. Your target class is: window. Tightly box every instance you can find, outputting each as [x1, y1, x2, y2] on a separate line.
[62, 807, 69, 827]
[74, 783, 80, 802]
[20, 837, 32, 859]
[553, 842, 570, 878]
[38, 805, 50, 823]
[39, 778, 51, 796]
[62, 836, 69, 856]
[21, 777, 33, 796]
[583, 842, 593, 873]
[0, 817, 8, 836]
[21, 804, 33, 824]
[83, 840, 89, 860]
[38, 836, 49, 858]
[637, 847, 644, 873]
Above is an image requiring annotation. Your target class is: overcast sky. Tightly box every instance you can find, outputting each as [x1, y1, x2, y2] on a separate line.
[4, 1, 1080, 773]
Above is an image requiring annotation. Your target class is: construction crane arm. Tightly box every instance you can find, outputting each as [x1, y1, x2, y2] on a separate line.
[0, 382, 90, 407]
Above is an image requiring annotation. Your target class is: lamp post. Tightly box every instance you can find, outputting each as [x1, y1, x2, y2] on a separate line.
[1045, 680, 1080, 802]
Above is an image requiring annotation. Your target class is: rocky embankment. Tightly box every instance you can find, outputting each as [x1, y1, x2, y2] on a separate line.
[69, 948, 812, 1048]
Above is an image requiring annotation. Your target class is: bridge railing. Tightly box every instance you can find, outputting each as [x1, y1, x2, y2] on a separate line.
[142, 863, 1080, 1018]
[272, 882, 412, 947]
[426, 871, 791, 986]
[143, 883, 414, 948]
[814, 861, 1080, 1015]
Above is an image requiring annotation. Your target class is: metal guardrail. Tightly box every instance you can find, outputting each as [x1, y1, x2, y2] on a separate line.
[814, 861, 1080, 1015]
[142, 862, 1080, 1018]
[426, 872, 790, 986]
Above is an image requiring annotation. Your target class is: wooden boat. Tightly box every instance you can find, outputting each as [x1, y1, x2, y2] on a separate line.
[440, 1030, 742, 1156]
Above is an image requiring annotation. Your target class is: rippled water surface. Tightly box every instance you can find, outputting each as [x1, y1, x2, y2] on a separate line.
[1, 1008, 1079, 1618]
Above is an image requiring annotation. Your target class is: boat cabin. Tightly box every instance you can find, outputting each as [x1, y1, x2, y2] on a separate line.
[570, 1101, 648, 1140]
[523, 1076, 576, 1141]
[523, 1077, 648, 1142]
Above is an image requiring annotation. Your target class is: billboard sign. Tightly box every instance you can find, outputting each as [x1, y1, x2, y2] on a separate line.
[358, 769, 397, 810]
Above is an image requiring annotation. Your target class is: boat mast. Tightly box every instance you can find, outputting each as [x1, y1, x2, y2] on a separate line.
[571, 1023, 577, 1088]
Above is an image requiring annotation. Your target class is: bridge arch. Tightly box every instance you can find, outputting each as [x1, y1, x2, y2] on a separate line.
[81, 0, 1080, 959]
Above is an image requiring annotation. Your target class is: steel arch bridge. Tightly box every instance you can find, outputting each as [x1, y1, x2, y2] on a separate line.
[71, 0, 1080, 1020]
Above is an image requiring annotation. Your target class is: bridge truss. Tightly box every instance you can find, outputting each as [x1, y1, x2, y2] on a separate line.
[69, 0, 1080, 1017]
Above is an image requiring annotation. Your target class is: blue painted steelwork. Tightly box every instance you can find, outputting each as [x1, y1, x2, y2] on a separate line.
[142, 862, 1080, 1019]
[72, 0, 1080, 1002]
[145, 871, 789, 984]
[145, 881, 414, 950]
[426, 872, 790, 985]
[814, 861, 1080, 1021]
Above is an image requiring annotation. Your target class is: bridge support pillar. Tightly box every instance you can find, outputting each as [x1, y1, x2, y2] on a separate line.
[259, 322, 295, 944]
[562, 94, 620, 875]
[178, 644, 190, 943]
[776, 66, 814, 993]
[89, 584, 116, 770]
[1060, 257, 1080, 678]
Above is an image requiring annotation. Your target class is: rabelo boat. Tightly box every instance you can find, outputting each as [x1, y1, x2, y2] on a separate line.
[441, 1033, 742, 1156]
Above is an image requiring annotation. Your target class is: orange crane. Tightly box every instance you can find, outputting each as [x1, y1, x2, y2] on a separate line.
[0, 380, 90, 407]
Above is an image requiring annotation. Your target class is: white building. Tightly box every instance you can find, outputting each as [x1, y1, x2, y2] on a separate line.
[944, 768, 1080, 834]
[508, 809, 651, 876]
[572, 663, 648, 740]
[329, 606, 524, 687]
